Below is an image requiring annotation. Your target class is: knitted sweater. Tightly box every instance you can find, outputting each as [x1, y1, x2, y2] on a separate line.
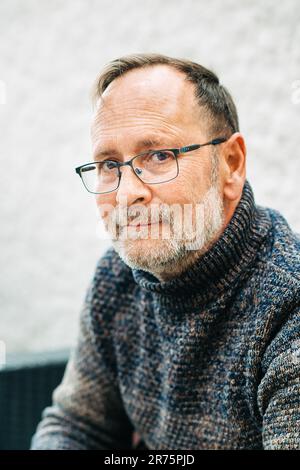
[31, 179, 300, 450]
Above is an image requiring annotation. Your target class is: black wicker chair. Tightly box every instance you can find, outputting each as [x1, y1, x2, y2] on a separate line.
[0, 349, 69, 450]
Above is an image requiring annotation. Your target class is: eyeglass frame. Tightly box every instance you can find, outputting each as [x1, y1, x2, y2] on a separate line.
[75, 136, 228, 195]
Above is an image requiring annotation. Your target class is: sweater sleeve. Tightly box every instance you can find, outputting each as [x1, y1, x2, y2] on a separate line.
[30, 258, 134, 450]
[257, 308, 300, 450]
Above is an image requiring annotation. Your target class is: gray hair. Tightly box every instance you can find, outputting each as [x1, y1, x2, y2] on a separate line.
[91, 53, 239, 138]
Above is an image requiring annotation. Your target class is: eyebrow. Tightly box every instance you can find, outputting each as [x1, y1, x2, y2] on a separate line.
[93, 137, 166, 161]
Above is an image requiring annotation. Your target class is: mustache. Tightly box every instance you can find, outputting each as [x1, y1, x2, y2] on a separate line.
[109, 204, 172, 227]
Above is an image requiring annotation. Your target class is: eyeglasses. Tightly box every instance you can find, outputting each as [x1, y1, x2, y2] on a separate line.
[75, 137, 227, 195]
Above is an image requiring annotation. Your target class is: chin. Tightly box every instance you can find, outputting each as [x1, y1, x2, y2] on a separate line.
[113, 237, 168, 267]
[113, 235, 187, 273]
[115, 236, 163, 256]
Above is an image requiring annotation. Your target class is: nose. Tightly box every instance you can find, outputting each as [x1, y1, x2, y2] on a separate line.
[115, 164, 152, 207]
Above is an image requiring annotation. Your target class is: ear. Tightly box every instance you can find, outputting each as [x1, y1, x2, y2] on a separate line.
[222, 132, 246, 201]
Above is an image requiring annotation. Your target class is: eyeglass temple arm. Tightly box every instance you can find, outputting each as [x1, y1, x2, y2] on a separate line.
[179, 137, 228, 154]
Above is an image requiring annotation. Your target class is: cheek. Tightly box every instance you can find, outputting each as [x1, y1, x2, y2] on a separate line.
[168, 161, 208, 202]
[95, 194, 116, 220]
[181, 159, 207, 181]
[149, 180, 186, 206]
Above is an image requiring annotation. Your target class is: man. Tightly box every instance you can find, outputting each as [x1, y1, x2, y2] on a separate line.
[31, 54, 300, 450]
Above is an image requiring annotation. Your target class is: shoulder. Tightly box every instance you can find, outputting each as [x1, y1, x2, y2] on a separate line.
[84, 246, 137, 314]
[252, 207, 300, 369]
[243, 206, 300, 354]
[256, 205, 300, 290]
[92, 245, 134, 288]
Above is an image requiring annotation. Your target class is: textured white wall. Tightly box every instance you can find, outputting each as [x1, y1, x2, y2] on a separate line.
[0, 0, 299, 354]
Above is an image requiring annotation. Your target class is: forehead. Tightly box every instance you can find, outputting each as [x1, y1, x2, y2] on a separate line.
[91, 65, 203, 147]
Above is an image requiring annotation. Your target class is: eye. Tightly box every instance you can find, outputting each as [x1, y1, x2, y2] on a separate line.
[151, 151, 173, 162]
[102, 160, 118, 170]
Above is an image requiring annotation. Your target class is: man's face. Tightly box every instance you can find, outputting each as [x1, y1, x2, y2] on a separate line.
[91, 65, 226, 279]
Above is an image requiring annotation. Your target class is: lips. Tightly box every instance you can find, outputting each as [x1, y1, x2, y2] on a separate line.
[129, 223, 149, 227]
[127, 222, 159, 227]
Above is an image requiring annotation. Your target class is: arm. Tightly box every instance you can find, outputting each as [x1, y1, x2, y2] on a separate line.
[31, 258, 134, 450]
[257, 309, 300, 449]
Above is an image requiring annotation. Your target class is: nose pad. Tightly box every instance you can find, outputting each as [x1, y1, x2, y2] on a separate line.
[116, 162, 151, 207]
[118, 163, 144, 188]
[134, 167, 143, 176]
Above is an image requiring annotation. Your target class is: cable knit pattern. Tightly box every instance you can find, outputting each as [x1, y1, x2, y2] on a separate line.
[31, 179, 300, 450]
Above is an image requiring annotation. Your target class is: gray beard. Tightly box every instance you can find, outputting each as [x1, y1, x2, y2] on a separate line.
[111, 184, 225, 280]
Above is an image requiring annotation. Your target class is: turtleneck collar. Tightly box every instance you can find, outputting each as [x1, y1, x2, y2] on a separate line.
[132, 179, 272, 312]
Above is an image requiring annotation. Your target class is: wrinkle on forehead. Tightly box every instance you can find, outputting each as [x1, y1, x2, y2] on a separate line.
[92, 95, 187, 137]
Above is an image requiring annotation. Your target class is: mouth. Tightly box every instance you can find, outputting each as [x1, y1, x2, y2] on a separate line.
[126, 222, 160, 228]
[117, 221, 165, 240]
